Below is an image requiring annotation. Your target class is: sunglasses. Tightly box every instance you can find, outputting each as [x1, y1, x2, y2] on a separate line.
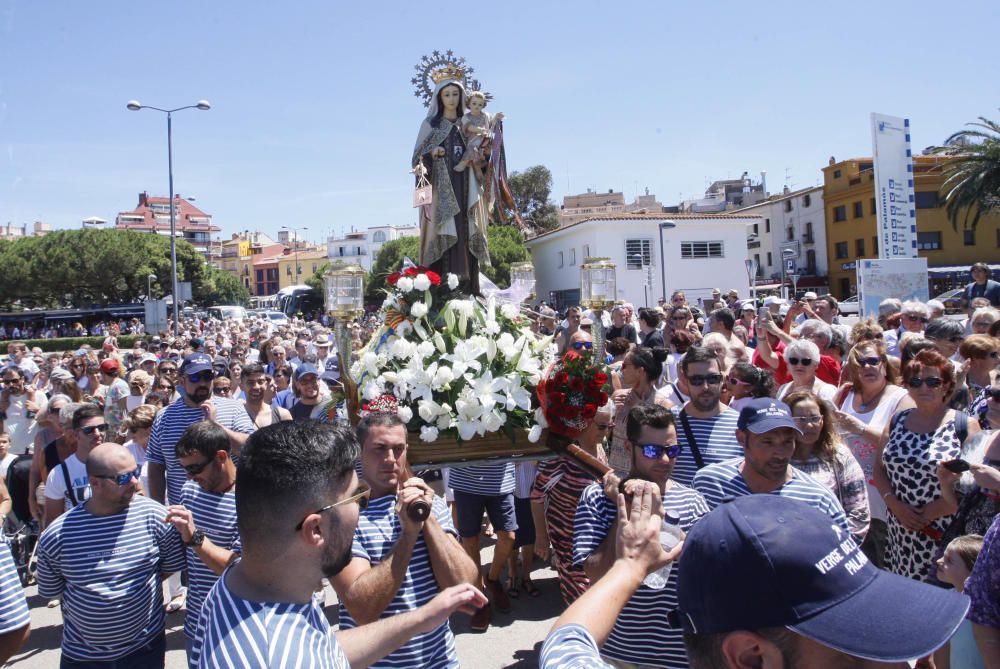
[687, 373, 723, 387]
[727, 376, 752, 386]
[858, 356, 881, 367]
[187, 371, 214, 383]
[294, 483, 371, 531]
[787, 357, 813, 366]
[159, 367, 177, 374]
[907, 377, 943, 388]
[80, 423, 109, 436]
[793, 415, 823, 426]
[572, 341, 594, 350]
[182, 458, 214, 476]
[213, 387, 230, 395]
[637, 443, 682, 459]
[96, 466, 142, 486]
[903, 314, 929, 324]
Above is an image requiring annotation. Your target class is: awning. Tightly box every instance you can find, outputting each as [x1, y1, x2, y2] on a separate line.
[928, 264, 1000, 275]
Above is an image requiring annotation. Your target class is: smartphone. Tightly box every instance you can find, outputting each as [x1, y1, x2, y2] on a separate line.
[943, 459, 971, 473]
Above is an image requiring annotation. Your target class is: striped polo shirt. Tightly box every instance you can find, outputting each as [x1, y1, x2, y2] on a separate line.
[670, 406, 743, 487]
[573, 480, 709, 668]
[36, 495, 186, 662]
[147, 398, 255, 504]
[691, 457, 850, 534]
[540, 624, 614, 668]
[0, 540, 29, 634]
[179, 480, 240, 640]
[192, 568, 349, 668]
[447, 462, 515, 496]
[338, 495, 458, 668]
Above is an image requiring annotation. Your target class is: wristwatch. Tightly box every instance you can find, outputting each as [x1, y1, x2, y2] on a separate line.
[185, 529, 206, 548]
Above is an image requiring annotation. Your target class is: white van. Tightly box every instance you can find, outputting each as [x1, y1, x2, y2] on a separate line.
[207, 305, 248, 322]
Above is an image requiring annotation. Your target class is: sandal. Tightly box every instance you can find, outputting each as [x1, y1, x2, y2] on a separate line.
[165, 592, 186, 613]
[505, 577, 520, 599]
[522, 577, 541, 598]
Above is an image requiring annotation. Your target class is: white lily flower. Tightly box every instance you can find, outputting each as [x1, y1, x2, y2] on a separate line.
[418, 399, 443, 423]
[419, 425, 439, 442]
[389, 338, 415, 361]
[416, 341, 436, 358]
[432, 364, 455, 389]
[468, 371, 507, 411]
[456, 397, 485, 440]
[484, 319, 501, 335]
[398, 406, 413, 423]
[482, 409, 505, 433]
[496, 332, 518, 359]
[413, 274, 431, 291]
[396, 276, 414, 293]
[505, 377, 533, 411]
[528, 424, 543, 443]
[362, 351, 380, 376]
[500, 303, 519, 320]
[410, 301, 428, 318]
[447, 273, 459, 290]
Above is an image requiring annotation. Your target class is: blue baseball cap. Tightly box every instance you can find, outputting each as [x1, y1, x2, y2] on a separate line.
[180, 353, 213, 375]
[737, 398, 802, 435]
[294, 363, 319, 381]
[676, 496, 969, 662]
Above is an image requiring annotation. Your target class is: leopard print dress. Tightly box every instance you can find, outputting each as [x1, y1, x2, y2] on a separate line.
[883, 408, 960, 582]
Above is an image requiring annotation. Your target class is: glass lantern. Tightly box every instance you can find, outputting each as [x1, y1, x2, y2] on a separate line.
[510, 261, 536, 302]
[579, 259, 616, 311]
[324, 264, 365, 319]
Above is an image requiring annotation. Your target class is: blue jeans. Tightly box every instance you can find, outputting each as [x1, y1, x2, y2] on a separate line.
[61, 633, 165, 669]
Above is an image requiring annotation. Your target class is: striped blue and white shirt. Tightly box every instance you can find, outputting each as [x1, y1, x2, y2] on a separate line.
[573, 480, 709, 668]
[338, 495, 458, 669]
[147, 398, 255, 504]
[540, 624, 614, 668]
[179, 480, 240, 640]
[447, 462, 515, 496]
[670, 407, 743, 487]
[0, 540, 29, 634]
[36, 495, 186, 662]
[192, 568, 349, 669]
[692, 457, 850, 534]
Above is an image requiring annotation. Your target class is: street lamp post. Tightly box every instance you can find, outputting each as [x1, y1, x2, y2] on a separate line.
[631, 253, 648, 307]
[127, 99, 211, 337]
[147, 274, 156, 302]
[282, 226, 309, 284]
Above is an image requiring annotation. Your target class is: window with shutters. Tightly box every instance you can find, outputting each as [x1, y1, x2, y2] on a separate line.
[680, 241, 724, 259]
[625, 239, 652, 269]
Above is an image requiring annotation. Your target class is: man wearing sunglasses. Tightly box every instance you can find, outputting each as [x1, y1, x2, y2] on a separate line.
[573, 404, 709, 669]
[332, 412, 478, 667]
[192, 420, 486, 668]
[43, 404, 106, 525]
[692, 398, 849, 534]
[884, 300, 930, 358]
[147, 353, 255, 528]
[37, 442, 186, 667]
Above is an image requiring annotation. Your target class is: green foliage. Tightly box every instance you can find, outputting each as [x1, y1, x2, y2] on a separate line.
[366, 237, 421, 302]
[12, 335, 144, 353]
[483, 225, 529, 288]
[0, 229, 220, 310]
[196, 266, 250, 306]
[506, 165, 559, 232]
[932, 112, 1000, 232]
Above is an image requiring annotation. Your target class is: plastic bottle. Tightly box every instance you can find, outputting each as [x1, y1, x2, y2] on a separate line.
[642, 512, 684, 590]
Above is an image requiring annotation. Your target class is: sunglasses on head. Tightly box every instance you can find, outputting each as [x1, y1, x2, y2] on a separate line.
[788, 357, 813, 366]
[96, 466, 142, 487]
[80, 423, 109, 436]
[857, 356, 881, 367]
[187, 371, 214, 383]
[687, 373, 723, 387]
[907, 377, 943, 388]
[294, 483, 371, 531]
[572, 341, 593, 350]
[637, 443, 682, 459]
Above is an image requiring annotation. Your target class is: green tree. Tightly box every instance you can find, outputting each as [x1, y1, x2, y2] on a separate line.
[196, 266, 251, 306]
[483, 225, 529, 288]
[366, 236, 421, 302]
[933, 112, 1000, 232]
[506, 165, 559, 232]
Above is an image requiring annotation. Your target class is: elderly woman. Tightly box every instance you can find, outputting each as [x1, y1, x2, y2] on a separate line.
[961, 335, 1000, 400]
[796, 319, 841, 385]
[125, 370, 152, 414]
[787, 390, 870, 544]
[776, 338, 836, 402]
[924, 318, 965, 362]
[609, 346, 671, 474]
[886, 300, 930, 357]
[834, 341, 911, 567]
[875, 349, 980, 582]
[971, 307, 1000, 336]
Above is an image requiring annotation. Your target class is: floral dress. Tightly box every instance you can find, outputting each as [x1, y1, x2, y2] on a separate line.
[883, 409, 960, 582]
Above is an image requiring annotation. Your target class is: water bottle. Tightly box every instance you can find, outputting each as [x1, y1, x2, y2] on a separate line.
[642, 512, 684, 590]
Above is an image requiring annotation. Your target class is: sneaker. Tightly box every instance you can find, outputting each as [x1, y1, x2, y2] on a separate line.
[486, 577, 511, 613]
[469, 603, 491, 633]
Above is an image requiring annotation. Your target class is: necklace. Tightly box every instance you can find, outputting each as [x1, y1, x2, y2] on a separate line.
[857, 383, 886, 413]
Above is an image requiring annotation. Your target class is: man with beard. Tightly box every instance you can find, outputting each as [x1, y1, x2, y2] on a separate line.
[574, 404, 709, 668]
[240, 363, 291, 429]
[37, 443, 186, 667]
[669, 346, 743, 487]
[164, 422, 241, 668]
[332, 413, 478, 668]
[0, 366, 47, 456]
[191, 421, 486, 668]
[289, 364, 323, 421]
[692, 398, 849, 534]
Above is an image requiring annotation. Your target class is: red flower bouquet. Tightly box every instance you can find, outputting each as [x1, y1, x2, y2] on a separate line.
[536, 347, 611, 439]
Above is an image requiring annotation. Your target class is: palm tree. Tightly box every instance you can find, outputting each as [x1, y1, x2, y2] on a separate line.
[933, 112, 1000, 232]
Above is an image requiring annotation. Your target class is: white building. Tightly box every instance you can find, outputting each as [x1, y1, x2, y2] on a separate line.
[732, 185, 828, 294]
[525, 214, 760, 311]
[326, 224, 419, 271]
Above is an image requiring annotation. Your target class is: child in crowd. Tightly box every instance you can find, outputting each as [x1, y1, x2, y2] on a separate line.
[936, 534, 986, 669]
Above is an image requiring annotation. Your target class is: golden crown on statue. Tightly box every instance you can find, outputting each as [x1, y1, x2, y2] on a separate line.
[430, 63, 466, 84]
[411, 50, 484, 107]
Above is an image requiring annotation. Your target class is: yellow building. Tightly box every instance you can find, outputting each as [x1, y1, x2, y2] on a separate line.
[277, 248, 329, 290]
[823, 155, 1000, 299]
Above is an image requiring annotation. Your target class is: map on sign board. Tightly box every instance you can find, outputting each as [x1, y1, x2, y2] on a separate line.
[856, 258, 928, 319]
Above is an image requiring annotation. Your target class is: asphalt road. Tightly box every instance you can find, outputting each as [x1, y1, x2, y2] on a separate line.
[7, 540, 564, 668]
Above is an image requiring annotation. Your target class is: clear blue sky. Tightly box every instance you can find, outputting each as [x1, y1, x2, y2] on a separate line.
[2, 0, 997, 244]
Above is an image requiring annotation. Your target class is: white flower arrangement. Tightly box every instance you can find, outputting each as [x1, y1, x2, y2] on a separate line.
[354, 266, 553, 444]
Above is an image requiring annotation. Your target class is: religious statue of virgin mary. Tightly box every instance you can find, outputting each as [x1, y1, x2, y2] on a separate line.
[411, 53, 491, 295]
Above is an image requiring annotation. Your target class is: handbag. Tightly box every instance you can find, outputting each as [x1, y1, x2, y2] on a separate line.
[412, 172, 432, 209]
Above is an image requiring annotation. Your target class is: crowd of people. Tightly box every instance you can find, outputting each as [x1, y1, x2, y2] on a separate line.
[0, 264, 995, 667]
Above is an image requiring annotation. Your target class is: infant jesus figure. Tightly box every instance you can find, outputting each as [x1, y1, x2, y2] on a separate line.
[456, 90, 503, 182]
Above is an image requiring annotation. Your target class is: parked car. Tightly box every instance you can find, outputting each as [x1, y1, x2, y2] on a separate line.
[264, 311, 289, 325]
[932, 288, 965, 315]
[838, 295, 859, 315]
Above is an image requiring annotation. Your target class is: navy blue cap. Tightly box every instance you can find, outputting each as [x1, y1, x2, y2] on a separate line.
[737, 398, 802, 435]
[294, 363, 319, 381]
[677, 495, 969, 662]
[180, 353, 213, 375]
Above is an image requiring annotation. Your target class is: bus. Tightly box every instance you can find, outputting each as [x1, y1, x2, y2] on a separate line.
[275, 285, 322, 319]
